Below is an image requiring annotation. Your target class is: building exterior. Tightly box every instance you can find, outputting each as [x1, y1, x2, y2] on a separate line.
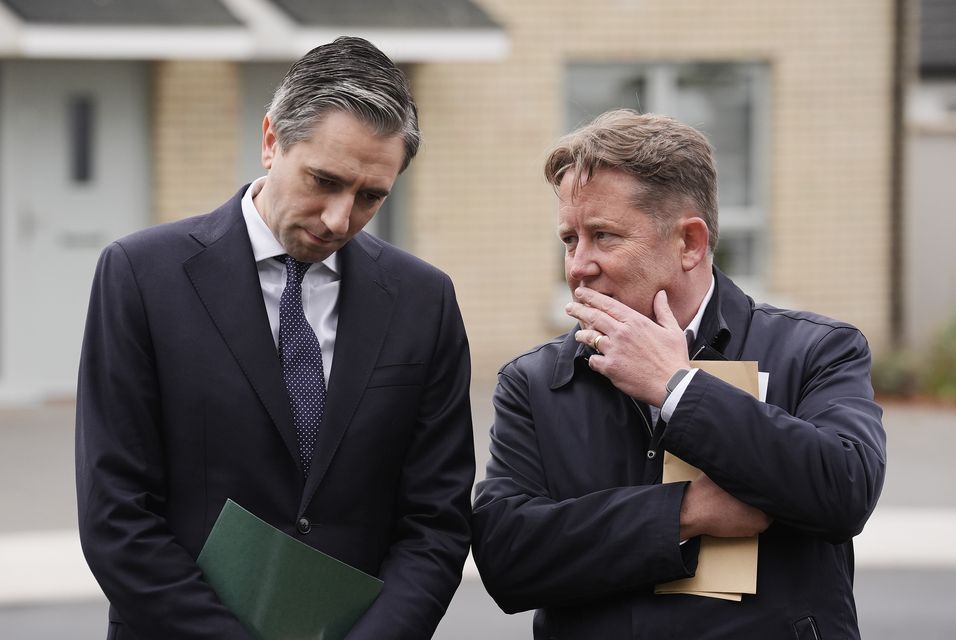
[0, 0, 904, 399]
[904, 0, 956, 352]
[0, 0, 507, 400]
[413, 0, 901, 379]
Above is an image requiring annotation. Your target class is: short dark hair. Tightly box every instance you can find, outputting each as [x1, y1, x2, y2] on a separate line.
[545, 109, 719, 252]
[268, 36, 420, 172]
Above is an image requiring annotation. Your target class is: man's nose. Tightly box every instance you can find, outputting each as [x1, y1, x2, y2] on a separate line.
[322, 195, 353, 236]
[567, 244, 600, 281]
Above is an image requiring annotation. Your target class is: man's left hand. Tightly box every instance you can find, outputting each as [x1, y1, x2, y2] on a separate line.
[566, 287, 689, 407]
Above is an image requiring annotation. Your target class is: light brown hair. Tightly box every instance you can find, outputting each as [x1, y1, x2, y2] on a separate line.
[545, 109, 719, 251]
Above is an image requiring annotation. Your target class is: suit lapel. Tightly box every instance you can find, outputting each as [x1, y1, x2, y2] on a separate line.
[182, 193, 301, 471]
[300, 233, 396, 509]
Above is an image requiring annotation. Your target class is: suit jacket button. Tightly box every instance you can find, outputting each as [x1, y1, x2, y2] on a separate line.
[296, 517, 311, 534]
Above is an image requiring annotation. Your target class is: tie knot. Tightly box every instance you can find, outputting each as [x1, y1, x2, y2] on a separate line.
[283, 255, 312, 285]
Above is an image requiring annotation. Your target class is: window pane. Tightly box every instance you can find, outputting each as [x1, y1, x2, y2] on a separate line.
[713, 229, 758, 277]
[672, 64, 753, 207]
[566, 63, 648, 129]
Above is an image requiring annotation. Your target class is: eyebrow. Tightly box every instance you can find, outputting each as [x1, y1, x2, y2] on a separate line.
[557, 217, 622, 235]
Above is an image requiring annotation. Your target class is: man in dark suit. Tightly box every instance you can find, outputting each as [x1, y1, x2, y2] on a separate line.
[472, 109, 886, 639]
[76, 36, 474, 640]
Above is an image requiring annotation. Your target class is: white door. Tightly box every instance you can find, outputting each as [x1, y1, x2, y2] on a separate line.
[0, 60, 150, 401]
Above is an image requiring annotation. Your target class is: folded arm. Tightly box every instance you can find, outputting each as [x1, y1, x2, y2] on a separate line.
[663, 326, 886, 541]
[472, 367, 696, 614]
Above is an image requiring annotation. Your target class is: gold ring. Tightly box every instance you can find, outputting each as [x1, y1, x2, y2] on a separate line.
[592, 334, 605, 353]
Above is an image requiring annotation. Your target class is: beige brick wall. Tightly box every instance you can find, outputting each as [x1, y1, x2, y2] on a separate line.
[409, 0, 895, 381]
[153, 60, 240, 223]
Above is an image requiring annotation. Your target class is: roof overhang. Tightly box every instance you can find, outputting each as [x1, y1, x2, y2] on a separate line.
[0, 0, 509, 62]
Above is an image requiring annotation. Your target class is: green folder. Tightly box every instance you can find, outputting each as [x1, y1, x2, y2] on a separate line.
[197, 499, 383, 640]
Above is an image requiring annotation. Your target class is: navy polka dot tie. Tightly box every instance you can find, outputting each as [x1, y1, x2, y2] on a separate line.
[278, 255, 327, 477]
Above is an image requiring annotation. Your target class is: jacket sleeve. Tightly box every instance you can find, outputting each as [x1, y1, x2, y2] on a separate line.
[472, 363, 697, 614]
[662, 326, 886, 541]
[345, 275, 475, 640]
[75, 243, 253, 640]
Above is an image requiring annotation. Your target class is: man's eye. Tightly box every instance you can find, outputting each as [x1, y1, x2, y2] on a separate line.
[560, 235, 576, 246]
[315, 177, 337, 188]
[363, 192, 384, 204]
[594, 231, 608, 240]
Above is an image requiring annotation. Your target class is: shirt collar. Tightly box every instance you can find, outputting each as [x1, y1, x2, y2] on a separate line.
[684, 274, 716, 344]
[241, 176, 339, 274]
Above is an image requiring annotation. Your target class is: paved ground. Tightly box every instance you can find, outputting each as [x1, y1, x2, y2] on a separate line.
[1, 390, 954, 638]
[3, 569, 955, 640]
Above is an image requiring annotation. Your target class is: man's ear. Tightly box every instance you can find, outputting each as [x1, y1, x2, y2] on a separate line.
[679, 216, 710, 272]
[261, 114, 278, 170]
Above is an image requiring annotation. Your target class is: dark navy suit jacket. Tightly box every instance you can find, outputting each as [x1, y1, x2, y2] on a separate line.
[76, 187, 475, 639]
[473, 268, 885, 640]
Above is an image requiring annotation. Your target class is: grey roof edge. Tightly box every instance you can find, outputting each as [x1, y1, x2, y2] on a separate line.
[0, 0, 509, 61]
[0, 26, 511, 63]
[0, 26, 510, 63]
[1, 0, 241, 26]
[269, 0, 503, 31]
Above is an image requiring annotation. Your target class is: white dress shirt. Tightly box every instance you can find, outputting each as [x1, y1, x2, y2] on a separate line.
[241, 177, 340, 384]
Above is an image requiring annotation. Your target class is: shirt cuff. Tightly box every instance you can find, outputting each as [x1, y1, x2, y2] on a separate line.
[660, 368, 699, 422]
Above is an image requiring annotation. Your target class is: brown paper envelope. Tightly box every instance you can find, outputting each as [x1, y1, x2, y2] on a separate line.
[686, 591, 743, 602]
[654, 360, 760, 599]
[657, 590, 743, 602]
[654, 536, 757, 595]
[661, 451, 701, 483]
[693, 360, 759, 398]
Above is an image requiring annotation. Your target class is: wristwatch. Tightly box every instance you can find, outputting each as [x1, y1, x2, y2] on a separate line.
[664, 368, 692, 398]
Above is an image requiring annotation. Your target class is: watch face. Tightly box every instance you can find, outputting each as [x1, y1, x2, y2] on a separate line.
[666, 368, 690, 394]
